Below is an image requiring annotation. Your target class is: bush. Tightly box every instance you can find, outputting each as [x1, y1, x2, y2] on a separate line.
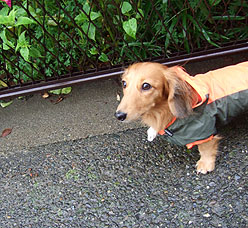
[0, 0, 247, 86]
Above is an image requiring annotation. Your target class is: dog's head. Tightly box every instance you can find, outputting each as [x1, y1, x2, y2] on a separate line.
[115, 62, 195, 128]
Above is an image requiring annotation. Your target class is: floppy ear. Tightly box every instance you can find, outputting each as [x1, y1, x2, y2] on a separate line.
[164, 67, 194, 118]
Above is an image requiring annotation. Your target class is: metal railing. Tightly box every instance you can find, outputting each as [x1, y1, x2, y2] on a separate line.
[0, 0, 248, 99]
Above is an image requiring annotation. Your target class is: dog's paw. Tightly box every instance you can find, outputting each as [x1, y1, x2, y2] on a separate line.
[147, 127, 157, 142]
[196, 159, 215, 174]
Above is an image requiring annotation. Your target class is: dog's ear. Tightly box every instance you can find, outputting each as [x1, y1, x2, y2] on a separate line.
[163, 67, 193, 118]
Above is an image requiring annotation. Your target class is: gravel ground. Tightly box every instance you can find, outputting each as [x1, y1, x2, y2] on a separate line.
[0, 113, 247, 228]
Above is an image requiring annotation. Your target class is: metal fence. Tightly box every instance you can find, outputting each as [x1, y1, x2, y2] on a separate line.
[0, 0, 248, 99]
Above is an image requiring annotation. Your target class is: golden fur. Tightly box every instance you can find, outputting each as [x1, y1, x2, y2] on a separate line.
[115, 62, 221, 174]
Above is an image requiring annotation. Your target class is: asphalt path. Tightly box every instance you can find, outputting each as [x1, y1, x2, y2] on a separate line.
[0, 113, 247, 227]
[0, 54, 248, 227]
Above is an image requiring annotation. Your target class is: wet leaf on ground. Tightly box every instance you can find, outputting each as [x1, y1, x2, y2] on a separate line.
[1, 128, 12, 137]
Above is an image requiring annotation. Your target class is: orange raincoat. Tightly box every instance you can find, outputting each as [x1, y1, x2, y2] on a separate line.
[159, 61, 248, 148]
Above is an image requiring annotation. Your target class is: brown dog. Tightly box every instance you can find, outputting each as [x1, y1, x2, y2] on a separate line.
[115, 62, 248, 174]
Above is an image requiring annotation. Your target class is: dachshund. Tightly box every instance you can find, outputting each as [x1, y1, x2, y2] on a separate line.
[115, 61, 248, 174]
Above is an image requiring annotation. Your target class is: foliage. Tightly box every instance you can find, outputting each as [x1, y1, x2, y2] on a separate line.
[0, 0, 247, 87]
[0, 100, 12, 108]
[49, 87, 72, 95]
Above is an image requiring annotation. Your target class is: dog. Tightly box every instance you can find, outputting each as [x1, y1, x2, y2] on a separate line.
[115, 61, 248, 174]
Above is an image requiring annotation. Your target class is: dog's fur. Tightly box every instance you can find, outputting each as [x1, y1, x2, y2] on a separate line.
[115, 62, 223, 174]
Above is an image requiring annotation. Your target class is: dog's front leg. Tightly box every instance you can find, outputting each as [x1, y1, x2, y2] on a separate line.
[196, 135, 222, 174]
[147, 127, 157, 142]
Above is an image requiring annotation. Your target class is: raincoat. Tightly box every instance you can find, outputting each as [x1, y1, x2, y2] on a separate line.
[158, 62, 248, 149]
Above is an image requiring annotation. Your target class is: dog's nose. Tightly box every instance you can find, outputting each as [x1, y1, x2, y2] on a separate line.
[114, 111, 127, 121]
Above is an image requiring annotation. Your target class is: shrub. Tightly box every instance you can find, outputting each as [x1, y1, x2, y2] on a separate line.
[0, 0, 247, 86]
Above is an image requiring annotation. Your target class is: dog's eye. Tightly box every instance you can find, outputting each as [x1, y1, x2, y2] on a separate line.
[122, 80, 127, 88]
[142, 83, 152, 90]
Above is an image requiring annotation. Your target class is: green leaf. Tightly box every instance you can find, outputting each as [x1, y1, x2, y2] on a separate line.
[0, 100, 13, 108]
[199, 1, 210, 20]
[76, 8, 100, 24]
[89, 47, 98, 55]
[61, 87, 72, 94]
[20, 47, 30, 62]
[189, 0, 199, 9]
[208, 0, 222, 6]
[47, 15, 65, 26]
[16, 31, 28, 51]
[77, 28, 84, 40]
[0, 80, 8, 87]
[187, 15, 220, 47]
[121, 2, 132, 15]
[16, 7, 27, 17]
[98, 53, 109, 62]
[0, 15, 10, 25]
[47, 19, 57, 26]
[19, 31, 27, 44]
[49, 89, 62, 95]
[0, 29, 14, 50]
[49, 87, 72, 95]
[182, 13, 187, 38]
[164, 17, 178, 50]
[75, 12, 88, 24]
[75, 2, 92, 24]
[136, 9, 144, 19]
[82, 22, 96, 41]
[64, 58, 70, 66]
[27, 6, 37, 18]
[0, 8, 16, 26]
[75, 3, 90, 23]
[201, 28, 220, 47]
[2, 43, 9, 50]
[8, 9, 16, 24]
[83, 2, 90, 15]
[90, 12, 101, 21]
[0, 7, 10, 16]
[29, 47, 43, 58]
[182, 13, 189, 52]
[123, 18, 137, 39]
[15, 16, 36, 26]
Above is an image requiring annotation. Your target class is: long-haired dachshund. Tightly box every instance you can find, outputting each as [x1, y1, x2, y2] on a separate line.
[115, 61, 248, 174]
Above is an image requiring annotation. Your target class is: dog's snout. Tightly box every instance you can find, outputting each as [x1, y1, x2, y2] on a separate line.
[115, 111, 127, 121]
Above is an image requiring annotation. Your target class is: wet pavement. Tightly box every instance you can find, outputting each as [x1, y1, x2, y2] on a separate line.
[0, 113, 247, 227]
[0, 55, 248, 227]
